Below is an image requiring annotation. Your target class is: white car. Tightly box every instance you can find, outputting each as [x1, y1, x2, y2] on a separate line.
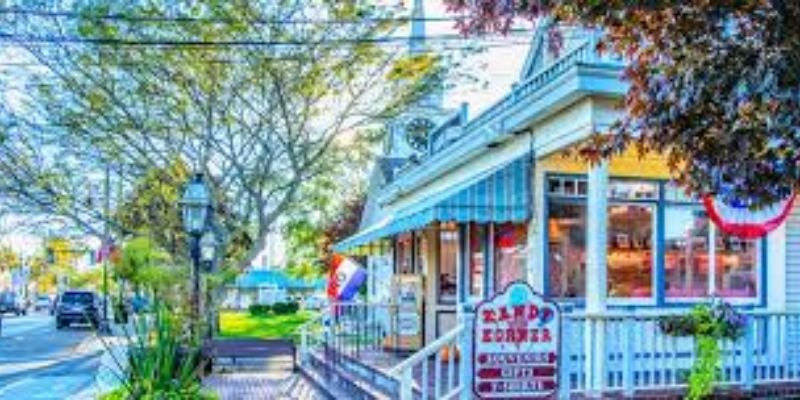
[34, 295, 52, 312]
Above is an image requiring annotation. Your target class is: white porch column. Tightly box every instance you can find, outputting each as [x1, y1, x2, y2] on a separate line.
[585, 161, 608, 397]
[766, 222, 787, 311]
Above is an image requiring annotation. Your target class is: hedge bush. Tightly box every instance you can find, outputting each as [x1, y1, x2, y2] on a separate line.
[249, 302, 299, 316]
[249, 304, 271, 316]
[271, 301, 299, 315]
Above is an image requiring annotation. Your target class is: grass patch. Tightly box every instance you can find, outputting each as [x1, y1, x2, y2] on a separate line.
[219, 310, 316, 341]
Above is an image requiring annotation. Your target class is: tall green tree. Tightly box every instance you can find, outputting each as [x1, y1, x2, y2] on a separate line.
[0, 1, 441, 266]
[446, 0, 800, 206]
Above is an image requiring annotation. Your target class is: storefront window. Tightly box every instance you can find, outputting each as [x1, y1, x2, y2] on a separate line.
[664, 208, 759, 300]
[607, 204, 654, 298]
[716, 234, 758, 298]
[469, 223, 487, 297]
[547, 203, 586, 298]
[439, 226, 458, 302]
[415, 232, 427, 274]
[494, 223, 528, 292]
[546, 176, 762, 303]
[396, 233, 413, 274]
[665, 207, 710, 298]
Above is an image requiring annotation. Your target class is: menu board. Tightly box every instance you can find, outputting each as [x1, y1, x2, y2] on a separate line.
[389, 275, 423, 351]
[473, 281, 560, 399]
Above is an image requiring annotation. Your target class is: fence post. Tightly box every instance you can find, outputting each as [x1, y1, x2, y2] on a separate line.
[399, 367, 414, 400]
[459, 303, 475, 400]
[300, 325, 308, 365]
[622, 316, 635, 397]
[744, 317, 755, 390]
[558, 315, 571, 400]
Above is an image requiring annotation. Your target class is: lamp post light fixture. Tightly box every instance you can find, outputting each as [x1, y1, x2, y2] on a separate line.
[180, 173, 212, 335]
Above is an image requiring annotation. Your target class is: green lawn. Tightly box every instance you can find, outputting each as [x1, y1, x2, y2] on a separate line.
[219, 310, 316, 340]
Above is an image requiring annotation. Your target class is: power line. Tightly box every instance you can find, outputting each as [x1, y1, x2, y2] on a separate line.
[0, 29, 534, 49]
[0, 7, 467, 25]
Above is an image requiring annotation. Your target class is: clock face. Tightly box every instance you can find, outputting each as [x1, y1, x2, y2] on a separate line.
[405, 117, 435, 152]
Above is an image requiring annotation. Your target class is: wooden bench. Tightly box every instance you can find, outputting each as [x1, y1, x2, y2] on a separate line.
[203, 338, 296, 372]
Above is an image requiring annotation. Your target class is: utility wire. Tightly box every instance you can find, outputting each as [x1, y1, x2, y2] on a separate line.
[0, 29, 534, 49]
[0, 7, 469, 25]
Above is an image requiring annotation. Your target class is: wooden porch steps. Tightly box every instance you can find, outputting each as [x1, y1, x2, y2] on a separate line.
[297, 350, 394, 400]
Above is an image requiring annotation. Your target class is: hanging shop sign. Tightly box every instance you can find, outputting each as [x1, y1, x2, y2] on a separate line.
[473, 281, 560, 399]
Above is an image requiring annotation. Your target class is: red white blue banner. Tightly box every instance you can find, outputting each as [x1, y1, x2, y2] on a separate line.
[327, 254, 367, 301]
[703, 193, 796, 239]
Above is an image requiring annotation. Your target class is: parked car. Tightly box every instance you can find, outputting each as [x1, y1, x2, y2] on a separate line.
[34, 295, 52, 312]
[55, 290, 100, 329]
[0, 292, 26, 316]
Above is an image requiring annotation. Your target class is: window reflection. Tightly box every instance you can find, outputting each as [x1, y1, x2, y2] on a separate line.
[716, 234, 758, 298]
[439, 226, 458, 302]
[494, 223, 527, 292]
[547, 203, 586, 298]
[469, 223, 487, 297]
[665, 207, 710, 298]
[607, 205, 654, 298]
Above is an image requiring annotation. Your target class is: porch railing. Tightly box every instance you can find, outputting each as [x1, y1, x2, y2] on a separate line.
[300, 304, 800, 398]
[561, 309, 800, 397]
[297, 302, 404, 366]
[388, 324, 465, 400]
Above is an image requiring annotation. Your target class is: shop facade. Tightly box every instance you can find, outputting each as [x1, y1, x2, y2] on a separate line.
[304, 20, 800, 399]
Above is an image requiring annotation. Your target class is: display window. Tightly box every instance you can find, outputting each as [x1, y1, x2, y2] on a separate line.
[494, 223, 528, 292]
[664, 207, 711, 298]
[396, 233, 413, 274]
[469, 223, 487, 298]
[547, 202, 587, 298]
[607, 204, 654, 298]
[439, 225, 458, 302]
[546, 176, 762, 304]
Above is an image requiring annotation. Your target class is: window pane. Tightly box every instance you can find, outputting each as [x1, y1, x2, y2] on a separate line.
[415, 232, 427, 274]
[439, 227, 458, 302]
[716, 234, 758, 298]
[607, 205, 654, 298]
[665, 207, 710, 298]
[664, 183, 700, 203]
[547, 203, 586, 298]
[396, 233, 413, 274]
[608, 180, 659, 200]
[494, 223, 528, 292]
[469, 224, 487, 297]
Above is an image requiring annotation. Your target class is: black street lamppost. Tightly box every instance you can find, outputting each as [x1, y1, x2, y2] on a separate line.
[180, 173, 212, 335]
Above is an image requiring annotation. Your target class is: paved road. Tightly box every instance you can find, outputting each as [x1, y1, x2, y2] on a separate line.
[0, 312, 103, 399]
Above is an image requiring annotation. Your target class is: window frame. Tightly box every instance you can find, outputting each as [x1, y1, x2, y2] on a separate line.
[544, 173, 766, 308]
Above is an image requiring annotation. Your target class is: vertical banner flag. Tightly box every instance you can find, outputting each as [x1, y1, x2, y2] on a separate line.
[327, 254, 367, 301]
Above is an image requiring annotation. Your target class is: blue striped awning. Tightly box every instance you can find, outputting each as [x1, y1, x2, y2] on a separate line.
[334, 156, 531, 253]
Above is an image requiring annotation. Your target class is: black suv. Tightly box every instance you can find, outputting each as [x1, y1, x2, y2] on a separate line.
[0, 292, 26, 316]
[55, 290, 100, 329]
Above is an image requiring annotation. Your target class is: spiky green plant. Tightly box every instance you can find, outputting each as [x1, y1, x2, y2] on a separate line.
[98, 304, 217, 399]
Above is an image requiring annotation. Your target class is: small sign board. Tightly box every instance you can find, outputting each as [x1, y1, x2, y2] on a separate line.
[387, 275, 423, 351]
[473, 281, 560, 399]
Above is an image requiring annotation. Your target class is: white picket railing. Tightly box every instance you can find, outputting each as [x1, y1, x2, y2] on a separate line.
[300, 304, 800, 398]
[388, 324, 465, 400]
[560, 309, 800, 397]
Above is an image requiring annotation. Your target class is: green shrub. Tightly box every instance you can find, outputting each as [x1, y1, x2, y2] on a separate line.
[271, 301, 299, 315]
[249, 304, 271, 316]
